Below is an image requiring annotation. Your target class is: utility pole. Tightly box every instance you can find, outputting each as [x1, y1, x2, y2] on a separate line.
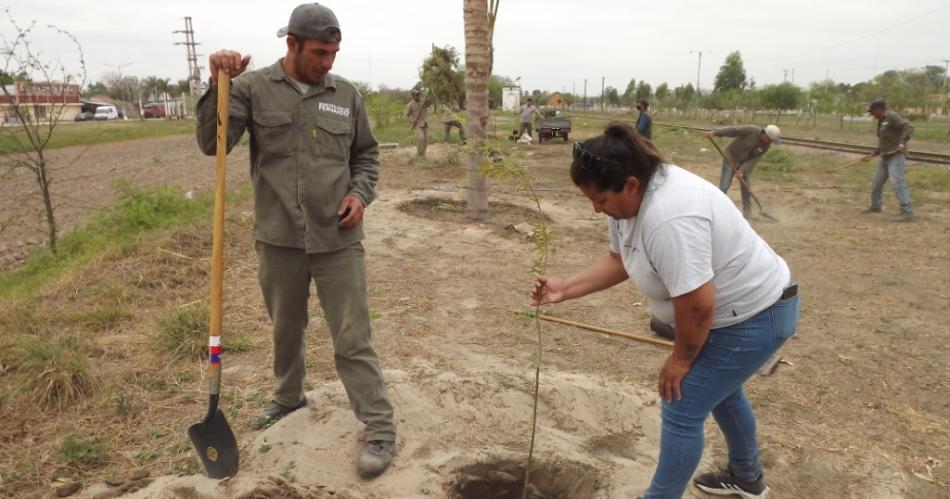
[689, 50, 707, 117]
[174, 17, 203, 97]
[105, 62, 133, 118]
[942, 59, 950, 89]
[601, 76, 605, 112]
[782, 69, 790, 82]
[583, 78, 587, 109]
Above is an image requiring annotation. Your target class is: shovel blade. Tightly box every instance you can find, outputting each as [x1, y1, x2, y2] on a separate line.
[188, 409, 239, 478]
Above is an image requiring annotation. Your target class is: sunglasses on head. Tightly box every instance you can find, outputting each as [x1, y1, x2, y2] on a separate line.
[572, 141, 625, 169]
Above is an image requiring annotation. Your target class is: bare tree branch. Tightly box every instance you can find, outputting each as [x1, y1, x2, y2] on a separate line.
[0, 8, 87, 252]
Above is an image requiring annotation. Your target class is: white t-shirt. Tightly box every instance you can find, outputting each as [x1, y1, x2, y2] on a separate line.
[608, 164, 790, 329]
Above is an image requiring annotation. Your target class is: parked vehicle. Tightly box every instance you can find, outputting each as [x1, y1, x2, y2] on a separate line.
[143, 103, 166, 118]
[74, 111, 94, 122]
[93, 105, 119, 120]
[537, 109, 571, 143]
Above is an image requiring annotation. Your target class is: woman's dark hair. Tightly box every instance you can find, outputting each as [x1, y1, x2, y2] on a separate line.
[570, 122, 664, 193]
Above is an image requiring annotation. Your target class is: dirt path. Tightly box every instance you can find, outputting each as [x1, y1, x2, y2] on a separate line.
[3, 137, 947, 498]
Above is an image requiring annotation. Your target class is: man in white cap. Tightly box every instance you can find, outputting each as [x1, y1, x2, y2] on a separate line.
[195, 2, 397, 478]
[705, 124, 780, 218]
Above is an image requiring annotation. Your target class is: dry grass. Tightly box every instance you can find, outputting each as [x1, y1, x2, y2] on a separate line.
[0, 205, 270, 496]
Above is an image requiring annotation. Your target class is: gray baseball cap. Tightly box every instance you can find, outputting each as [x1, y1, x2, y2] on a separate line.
[277, 3, 342, 42]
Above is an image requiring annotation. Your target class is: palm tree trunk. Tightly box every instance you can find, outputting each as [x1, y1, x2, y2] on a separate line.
[463, 0, 490, 220]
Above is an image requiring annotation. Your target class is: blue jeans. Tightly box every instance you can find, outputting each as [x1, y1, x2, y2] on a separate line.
[870, 153, 912, 215]
[718, 161, 753, 215]
[643, 291, 800, 499]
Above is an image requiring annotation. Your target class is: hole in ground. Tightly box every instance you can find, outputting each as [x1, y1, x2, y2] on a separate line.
[450, 459, 599, 499]
[397, 198, 552, 239]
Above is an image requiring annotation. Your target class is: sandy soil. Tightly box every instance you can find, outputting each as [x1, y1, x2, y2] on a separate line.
[3, 136, 948, 498]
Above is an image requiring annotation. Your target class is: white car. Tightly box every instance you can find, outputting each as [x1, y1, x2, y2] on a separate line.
[94, 105, 119, 120]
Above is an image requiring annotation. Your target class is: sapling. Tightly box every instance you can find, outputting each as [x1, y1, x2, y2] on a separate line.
[481, 141, 552, 499]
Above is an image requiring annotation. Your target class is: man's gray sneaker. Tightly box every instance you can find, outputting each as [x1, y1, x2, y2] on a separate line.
[357, 440, 394, 478]
[895, 212, 915, 223]
[251, 399, 306, 430]
[861, 206, 882, 214]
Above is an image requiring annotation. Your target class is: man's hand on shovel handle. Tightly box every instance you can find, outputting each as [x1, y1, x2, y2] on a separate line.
[209, 50, 252, 83]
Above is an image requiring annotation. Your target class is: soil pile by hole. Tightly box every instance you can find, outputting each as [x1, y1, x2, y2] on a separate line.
[398, 198, 552, 237]
[450, 459, 599, 499]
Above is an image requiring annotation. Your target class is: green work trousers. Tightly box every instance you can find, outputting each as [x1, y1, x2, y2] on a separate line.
[414, 124, 428, 157]
[256, 241, 396, 442]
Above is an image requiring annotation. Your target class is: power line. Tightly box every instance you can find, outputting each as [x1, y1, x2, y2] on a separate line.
[756, 3, 950, 63]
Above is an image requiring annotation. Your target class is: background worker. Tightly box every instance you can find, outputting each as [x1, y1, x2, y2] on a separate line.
[531, 123, 798, 498]
[441, 103, 465, 143]
[517, 98, 542, 138]
[861, 100, 915, 222]
[704, 124, 781, 218]
[405, 89, 429, 157]
[635, 99, 653, 140]
[195, 2, 396, 479]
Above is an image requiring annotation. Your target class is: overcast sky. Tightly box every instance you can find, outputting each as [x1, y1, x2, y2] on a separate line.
[6, 0, 950, 94]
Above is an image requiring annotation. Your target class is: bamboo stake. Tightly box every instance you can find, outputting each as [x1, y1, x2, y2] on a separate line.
[510, 309, 674, 348]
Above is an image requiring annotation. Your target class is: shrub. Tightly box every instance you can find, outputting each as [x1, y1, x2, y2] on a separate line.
[58, 433, 106, 467]
[154, 304, 209, 359]
[759, 148, 796, 172]
[7, 334, 95, 408]
[154, 304, 251, 359]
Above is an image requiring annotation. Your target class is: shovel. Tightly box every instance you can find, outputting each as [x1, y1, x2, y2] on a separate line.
[706, 136, 779, 222]
[188, 70, 239, 479]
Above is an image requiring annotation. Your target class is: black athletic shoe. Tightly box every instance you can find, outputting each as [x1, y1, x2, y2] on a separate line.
[251, 398, 307, 430]
[693, 467, 768, 498]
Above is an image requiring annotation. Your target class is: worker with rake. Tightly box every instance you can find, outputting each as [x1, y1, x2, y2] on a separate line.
[531, 123, 799, 498]
[861, 100, 915, 222]
[704, 124, 780, 219]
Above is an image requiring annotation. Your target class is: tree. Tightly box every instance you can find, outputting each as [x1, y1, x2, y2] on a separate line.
[420, 44, 465, 109]
[462, 0, 498, 220]
[488, 74, 514, 108]
[672, 83, 695, 109]
[758, 82, 803, 123]
[605, 86, 620, 107]
[0, 69, 28, 83]
[82, 81, 107, 97]
[714, 50, 747, 92]
[0, 10, 86, 252]
[174, 79, 190, 96]
[655, 82, 669, 102]
[622, 78, 637, 103]
[154, 77, 172, 101]
[635, 81, 652, 101]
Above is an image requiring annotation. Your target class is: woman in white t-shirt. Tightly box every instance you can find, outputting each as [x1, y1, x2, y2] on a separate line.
[530, 123, 799, 499]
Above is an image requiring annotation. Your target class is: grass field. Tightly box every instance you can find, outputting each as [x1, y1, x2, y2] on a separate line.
[0, 119, 196, 155]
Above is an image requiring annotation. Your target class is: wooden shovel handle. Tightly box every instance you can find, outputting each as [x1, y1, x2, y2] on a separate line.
[208, 70, 230, 395]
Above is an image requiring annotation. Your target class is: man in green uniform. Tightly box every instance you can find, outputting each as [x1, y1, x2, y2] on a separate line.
[195, 2, 396, 478]
[405, 89, 429, 156]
